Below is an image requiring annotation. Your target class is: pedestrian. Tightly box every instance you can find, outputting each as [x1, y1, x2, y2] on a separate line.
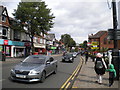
[106, 64, 116, 87]
[94, 53, 107, 84]
[85, 51, 88, 64]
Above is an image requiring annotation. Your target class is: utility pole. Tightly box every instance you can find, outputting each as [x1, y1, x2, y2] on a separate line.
[111, 0, 119, 80]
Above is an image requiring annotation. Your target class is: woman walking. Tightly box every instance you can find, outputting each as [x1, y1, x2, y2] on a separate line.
[94, 53, 107, 84]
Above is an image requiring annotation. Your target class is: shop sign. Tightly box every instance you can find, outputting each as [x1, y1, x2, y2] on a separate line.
[91, 45, 99, 49]
[87, 42, 92, 46]
[9, 41, 24, 46]
[51, 47, 57, 49]
[4, 40, 8, 45]
[0, 39, 4, 44]
[91, 41, 99, 45]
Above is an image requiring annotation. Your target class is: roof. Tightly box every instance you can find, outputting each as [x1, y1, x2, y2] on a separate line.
[89, 31, 107, 39]
[0, 6, 8, 16]
[46, 33, 55, 41]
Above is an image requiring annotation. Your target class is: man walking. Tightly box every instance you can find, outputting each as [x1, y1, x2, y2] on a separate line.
[85, 51, 89, 64]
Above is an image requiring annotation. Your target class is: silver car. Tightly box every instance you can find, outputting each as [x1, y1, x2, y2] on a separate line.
[10, 55, 57, 83]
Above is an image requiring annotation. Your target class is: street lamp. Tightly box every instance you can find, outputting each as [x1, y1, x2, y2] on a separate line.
[108, 0, 120, 80]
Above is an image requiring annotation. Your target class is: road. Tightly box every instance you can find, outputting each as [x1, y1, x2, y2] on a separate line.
[1, 55, 81, 88]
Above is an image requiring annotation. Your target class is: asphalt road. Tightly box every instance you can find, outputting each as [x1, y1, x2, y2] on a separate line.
[2, 55, 81, 88]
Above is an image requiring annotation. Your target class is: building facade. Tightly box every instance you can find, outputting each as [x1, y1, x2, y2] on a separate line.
[88, 31, 114, 50]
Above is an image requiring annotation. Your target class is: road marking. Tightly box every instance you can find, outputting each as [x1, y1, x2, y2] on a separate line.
[60, 57, 83, 89]
[65, 82, 71, 88]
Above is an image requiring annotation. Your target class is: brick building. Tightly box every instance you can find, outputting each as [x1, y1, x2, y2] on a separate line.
[88, 31, 114, 50]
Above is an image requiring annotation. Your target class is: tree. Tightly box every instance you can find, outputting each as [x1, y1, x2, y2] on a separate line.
[60, 34, 76, 51]
[82, 40, 88, 50]
[12, 1, 55, 53]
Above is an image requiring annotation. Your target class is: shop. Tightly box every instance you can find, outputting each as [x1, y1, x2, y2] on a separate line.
[24, 42, 31, 56]
[9, 40, 25, 57]
[46, 46, 57, 54]
[34, 43, 46, 54]
[0, 39, 4, 52]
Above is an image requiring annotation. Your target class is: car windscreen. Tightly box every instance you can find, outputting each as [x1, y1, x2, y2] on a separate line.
[23, 56, 46, 64]
[65, 54, 72, 57]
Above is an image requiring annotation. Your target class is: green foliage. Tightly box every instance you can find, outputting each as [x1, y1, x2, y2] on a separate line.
[13, 1, 55, 36]
[80, 40, 88, 49]
[12, 1, 55, 53]
[60, 34, 76, 48]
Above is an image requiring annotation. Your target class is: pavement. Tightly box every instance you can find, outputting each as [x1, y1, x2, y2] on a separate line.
[72, 56, 119, 89]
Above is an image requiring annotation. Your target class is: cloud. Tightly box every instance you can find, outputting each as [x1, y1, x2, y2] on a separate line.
[2, 0, 114, 43]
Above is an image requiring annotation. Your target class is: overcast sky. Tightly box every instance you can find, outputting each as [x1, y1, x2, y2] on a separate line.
[1, 0, 120, 43]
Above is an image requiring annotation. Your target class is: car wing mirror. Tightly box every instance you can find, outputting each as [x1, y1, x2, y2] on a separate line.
[46, 61, 50, 65]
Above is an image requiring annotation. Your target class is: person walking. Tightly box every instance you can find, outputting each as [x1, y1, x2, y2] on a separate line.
[94, 53, 107, 84]
[106, 64, 116, 87]
[85, 51, 88, 64]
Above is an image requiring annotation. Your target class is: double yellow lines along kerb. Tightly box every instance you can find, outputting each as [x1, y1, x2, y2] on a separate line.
[60, 57, 84, 89]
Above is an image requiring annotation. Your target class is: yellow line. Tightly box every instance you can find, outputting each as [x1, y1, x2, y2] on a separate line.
[60, 66, 77, 88]
[60, 57, 82, 89]
[65, 82, 71, 88]
[71, 65, 81, 80]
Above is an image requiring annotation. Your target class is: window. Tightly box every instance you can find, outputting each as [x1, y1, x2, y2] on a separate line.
[2, 27, 7, 36]
[40, 39, 42, 43]
[104, 38, 107, 44]
[2, 16, 6, 22]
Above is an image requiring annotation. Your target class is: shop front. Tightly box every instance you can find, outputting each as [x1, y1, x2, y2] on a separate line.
[0, 39, 4, 52]
[24, 42, 31, 56]
[9, 40, 25, 57]
[34, 43, 46, 54]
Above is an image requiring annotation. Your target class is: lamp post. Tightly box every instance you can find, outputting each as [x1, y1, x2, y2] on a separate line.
[111, 0, 119, 80]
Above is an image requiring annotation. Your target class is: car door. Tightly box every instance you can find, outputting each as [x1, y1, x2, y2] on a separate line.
[45, 57, 54, 76]
[49, 57, 55, 72]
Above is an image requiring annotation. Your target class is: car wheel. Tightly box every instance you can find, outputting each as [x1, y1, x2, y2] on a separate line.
[53, 67, 57, 74]
[40, 71, 46, 83]
[62, 59, 64, 62]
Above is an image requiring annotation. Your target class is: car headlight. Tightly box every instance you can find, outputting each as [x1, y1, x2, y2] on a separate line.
[11, 69, 15, 73]
[29, 70, 40, 75]
[70, 58, 73, 60]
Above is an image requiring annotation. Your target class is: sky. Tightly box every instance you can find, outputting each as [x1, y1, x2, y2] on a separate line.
[1, 0, 120, 43]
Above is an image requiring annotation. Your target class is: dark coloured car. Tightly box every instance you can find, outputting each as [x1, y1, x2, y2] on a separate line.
[62, 53, 74, 63]
[10, 55, 57, 83]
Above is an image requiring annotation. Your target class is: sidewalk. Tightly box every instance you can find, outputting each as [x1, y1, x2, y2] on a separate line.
[72, 57, 119, 88]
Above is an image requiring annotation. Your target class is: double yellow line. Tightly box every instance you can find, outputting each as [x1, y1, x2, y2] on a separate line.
[60, 57, 84, 89]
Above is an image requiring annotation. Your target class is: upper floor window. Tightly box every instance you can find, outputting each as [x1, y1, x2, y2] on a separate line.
[104, 38, 107, 44]
[2, 27, 7, 36]
[2, 16, 6, 22]
[40, 38, 43, 43]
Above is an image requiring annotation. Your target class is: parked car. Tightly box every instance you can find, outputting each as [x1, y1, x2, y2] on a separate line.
[10, 55, 57, 83]
[62, 53, 74, 63]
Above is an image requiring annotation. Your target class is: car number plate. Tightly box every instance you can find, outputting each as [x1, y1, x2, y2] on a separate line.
[16, 75, 26, 78]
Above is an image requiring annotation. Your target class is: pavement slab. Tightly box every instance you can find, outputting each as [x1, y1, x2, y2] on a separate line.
[72, 57, 119, 89]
